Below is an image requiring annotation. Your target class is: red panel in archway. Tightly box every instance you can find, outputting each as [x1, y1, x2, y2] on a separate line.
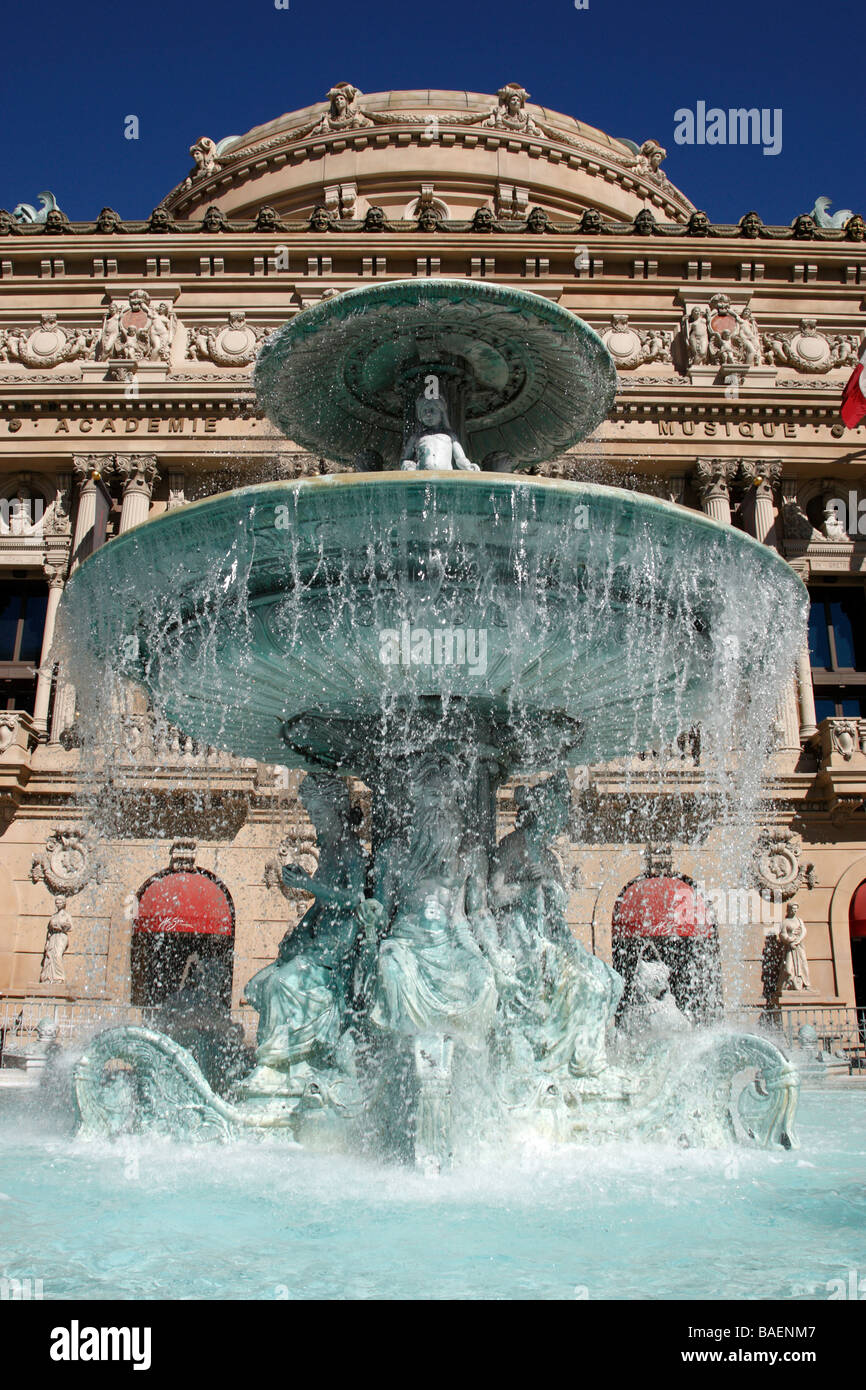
[849, 881, 866, 939]
[135, 871, 233, 936]
[613, 876, 713, 939]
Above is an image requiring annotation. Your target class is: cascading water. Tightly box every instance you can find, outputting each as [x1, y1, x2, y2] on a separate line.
[51, 279, 807, 1170]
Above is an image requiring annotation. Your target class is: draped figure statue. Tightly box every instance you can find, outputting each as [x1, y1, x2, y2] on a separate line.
[243, 772, 380, 1105]
[370, 759, 497, 1042]
[488, 773, 623, 1089]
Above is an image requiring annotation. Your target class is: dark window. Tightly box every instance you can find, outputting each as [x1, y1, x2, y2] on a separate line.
[808, 586, 866, 719]
[0, 580, 48, 710]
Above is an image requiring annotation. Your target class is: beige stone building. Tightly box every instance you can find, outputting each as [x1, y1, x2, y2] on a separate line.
[1, 84, 864, 1059]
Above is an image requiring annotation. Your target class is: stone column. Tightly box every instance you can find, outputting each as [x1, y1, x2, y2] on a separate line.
[693, 458, 734, 524]
[32, 566, 66, 732]
[116, 455, 159, 533]
[741, 459, 782, 546]
[797, 646, 818, 739]
[70, 455, 108, 569]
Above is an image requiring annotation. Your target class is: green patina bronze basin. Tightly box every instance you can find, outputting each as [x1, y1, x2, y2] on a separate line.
[61, 472, 806, 775]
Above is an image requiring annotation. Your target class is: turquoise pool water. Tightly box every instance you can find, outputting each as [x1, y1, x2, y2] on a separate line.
[1, 1091, 863, 1301]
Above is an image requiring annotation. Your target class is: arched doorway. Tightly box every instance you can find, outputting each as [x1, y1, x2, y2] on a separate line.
[131, 869, 234, 1008]
[612, 875, 722, 1022]
[848, 881, 866, 1012]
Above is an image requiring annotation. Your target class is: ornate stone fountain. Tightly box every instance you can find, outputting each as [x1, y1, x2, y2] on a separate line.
[65, 280, 805, 1167]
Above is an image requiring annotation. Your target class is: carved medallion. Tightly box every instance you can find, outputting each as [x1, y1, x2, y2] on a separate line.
[31, 826, 104, 897]
[753, 827, 816, 900]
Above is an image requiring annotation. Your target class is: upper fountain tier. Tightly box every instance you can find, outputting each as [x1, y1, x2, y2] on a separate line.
[253, 279, 617, 467]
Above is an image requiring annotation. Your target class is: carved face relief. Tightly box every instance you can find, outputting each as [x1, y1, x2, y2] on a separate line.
[149, 208, 171, 232]
[580, 209, 603, 233]
[793, 214, 816, 239]
[96, 207, 121, 233]
[364, 207, 386, 231]
[202, 206, 226, 231]
[526, 208, 549, 233]
[740, 211, 763, 237]
[844, 214, 866, 242]
[256, 206, 278, 230]
[688, 211, 710, 235]
[310, 206, 333, 230]
[633, 209, 656, 235]
[472, 207, 495, 231]
[417, 208, 440, 231]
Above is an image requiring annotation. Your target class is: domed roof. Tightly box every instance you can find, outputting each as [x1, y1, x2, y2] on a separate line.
[164, 84, 694, 225]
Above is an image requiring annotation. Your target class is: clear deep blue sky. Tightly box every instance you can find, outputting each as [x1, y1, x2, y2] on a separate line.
[1, 0, 861, 225]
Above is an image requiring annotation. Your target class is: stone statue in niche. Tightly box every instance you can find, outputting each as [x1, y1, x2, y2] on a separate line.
[40, 895, 73, 985]
[776, 903, 812, 992]
[400, 395, 480, 471]
[822, 502, 849, 542]
[241, 771, 381, 1109]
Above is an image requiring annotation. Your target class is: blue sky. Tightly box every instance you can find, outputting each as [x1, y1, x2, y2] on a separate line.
[1, 0, 861, 225]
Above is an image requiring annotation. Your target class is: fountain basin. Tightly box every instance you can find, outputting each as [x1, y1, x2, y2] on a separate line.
[61, 472, 807, 776]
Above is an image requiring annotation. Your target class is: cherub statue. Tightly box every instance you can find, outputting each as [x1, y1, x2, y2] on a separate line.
[685, 306, 710, 365]
[400, 395, 480, 471]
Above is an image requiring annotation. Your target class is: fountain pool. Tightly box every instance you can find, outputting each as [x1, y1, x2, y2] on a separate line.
[0, 1089, 863, 1300]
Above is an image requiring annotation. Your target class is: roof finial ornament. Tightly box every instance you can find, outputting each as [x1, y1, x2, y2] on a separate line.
[312, 82, 372, 133]
[482, 83, 543, 136]
[12, 191, 64, 225]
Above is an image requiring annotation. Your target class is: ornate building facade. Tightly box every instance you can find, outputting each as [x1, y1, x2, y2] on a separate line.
[0, 84, 864, 1048]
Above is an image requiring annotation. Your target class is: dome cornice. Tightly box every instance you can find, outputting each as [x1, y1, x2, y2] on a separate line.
[159, 85, 697, 224]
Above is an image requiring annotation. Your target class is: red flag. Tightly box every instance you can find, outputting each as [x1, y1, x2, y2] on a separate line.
[841, 341, 866, 429]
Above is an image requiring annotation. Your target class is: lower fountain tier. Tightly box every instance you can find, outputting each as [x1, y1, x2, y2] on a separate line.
[61, 472, 807, 772]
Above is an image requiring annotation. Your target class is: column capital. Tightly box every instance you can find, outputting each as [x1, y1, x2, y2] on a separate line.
[72, 454, 113, 488]
[115, 454, 159, 496]
[43, 563, 66, 589]
[693, 457, 736, 502]
[740, 458, 782, 497]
